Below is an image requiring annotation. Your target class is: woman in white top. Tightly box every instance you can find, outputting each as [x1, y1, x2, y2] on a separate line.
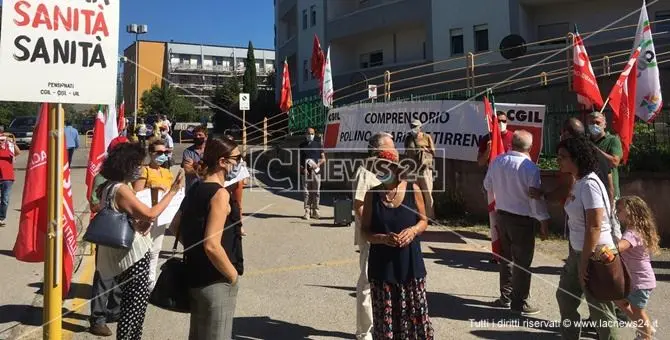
[554, 137, 619, 340]
[95, 143, 184, 340]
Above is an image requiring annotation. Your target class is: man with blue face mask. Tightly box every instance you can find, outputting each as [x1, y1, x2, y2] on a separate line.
[299, 127, 326, 220]
[588, 112, 623, 209]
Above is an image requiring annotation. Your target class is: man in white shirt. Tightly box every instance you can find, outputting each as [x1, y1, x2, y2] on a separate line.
[159, 126, 174, 168]
[352, 132, 393, 340]
[483, 130, 550, 316]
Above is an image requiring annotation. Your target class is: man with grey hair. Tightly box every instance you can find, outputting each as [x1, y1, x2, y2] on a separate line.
[484, 130, 550, 316]
[588, 112, 623, 208]
[352, 131, 394, 340]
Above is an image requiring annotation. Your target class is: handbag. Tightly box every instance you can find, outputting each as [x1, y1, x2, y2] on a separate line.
[584, 177, 631, 301]
[149, 226, 190, 313]
[83, 183, 135, 249]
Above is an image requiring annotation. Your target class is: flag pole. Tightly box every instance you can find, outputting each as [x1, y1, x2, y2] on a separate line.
[599, 97, 610, 114]
[44, 103, 64, 338]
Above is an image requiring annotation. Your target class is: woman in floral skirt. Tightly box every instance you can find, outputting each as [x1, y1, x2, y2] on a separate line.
[361, 149, 433, 339]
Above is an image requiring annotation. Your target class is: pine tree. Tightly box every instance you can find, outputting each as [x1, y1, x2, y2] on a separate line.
[242, 41, 258, 101]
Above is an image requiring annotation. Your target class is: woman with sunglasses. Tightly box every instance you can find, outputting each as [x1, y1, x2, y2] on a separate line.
[170, 136, 244, 340]
[133, 139, 175, 291]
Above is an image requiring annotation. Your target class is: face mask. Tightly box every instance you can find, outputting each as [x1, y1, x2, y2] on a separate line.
[194, 137, 205, 146]
[307, 134, 315, 142]
[131, 167, 142, 181]
[499, 122, 507, 132]
[154, 154, 168, 165]
[588, 124, 603, 137]
[161, 131, 167, 136]
[225, 162, 242, 180]
[411, 128, 420, 135]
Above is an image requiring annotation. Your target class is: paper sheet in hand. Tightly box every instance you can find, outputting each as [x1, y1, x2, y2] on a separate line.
[223, 165, 250, 188]
[157, 188, 185, 226]
[136, 189, 152, 207]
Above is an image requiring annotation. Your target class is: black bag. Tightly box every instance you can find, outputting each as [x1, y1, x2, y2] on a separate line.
[334, 197, 353, 226]
[83, 183, 135, 249]
[149, 228, 190, 313]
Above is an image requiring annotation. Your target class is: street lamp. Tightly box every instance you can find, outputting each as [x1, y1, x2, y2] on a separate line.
[126, 24, 148, 131]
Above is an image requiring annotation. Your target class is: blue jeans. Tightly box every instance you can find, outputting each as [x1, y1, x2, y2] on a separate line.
[0, 180, 13, 220]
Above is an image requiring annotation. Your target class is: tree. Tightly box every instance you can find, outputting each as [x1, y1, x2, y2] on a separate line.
[140, 84, 197, 122]
[242, 41, 258, 101]
[212, 77, 242, 134]
[0, 101, 39, 128]
[265, 69, 277, 92]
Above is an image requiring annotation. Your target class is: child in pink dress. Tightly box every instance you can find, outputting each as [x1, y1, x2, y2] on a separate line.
[615, 196, 659, 340]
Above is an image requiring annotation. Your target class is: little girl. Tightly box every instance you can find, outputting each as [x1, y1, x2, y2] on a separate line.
[615, 196, 659, 340]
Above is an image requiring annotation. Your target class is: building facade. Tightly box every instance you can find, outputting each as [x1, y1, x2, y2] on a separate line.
[275, 0, 670, 102]
[123, 40, 275, 117]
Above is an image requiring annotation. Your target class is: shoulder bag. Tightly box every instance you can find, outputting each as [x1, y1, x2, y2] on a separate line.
[83, 183, 135, 249]
[149, 224, 190, 313]
[584, 177, 631, 301]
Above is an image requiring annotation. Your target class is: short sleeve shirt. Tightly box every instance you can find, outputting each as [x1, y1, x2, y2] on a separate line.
[299, 140, 323, 169]
[353, 167, 381, 245]
[139, 166, 174, 191]
[595, 134, 623, 198]
[621, 230, 656, 290]
[182, 145, 203, 190]
[564, 173, 614, 251]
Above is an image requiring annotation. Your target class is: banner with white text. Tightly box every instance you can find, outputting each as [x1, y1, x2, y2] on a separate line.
[323, 101, 546, 162]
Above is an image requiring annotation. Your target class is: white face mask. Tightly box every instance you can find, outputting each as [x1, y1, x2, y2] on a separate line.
[307, 134, 315, 142]
[498, 122, 507, 132]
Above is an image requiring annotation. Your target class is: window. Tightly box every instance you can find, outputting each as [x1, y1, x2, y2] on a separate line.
[450, 28, 464, 55]
[656, 10, 670, 33]
[538, 22, 569, 45]
[303, 60, 308, 82]
[474, 24, 489, 52]
[302, 10, 308, 30]
[360, 51, 384, 69]
[310, 5, 317, 27]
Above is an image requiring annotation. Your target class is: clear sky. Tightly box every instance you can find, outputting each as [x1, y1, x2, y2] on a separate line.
[119, 0, 275, 52]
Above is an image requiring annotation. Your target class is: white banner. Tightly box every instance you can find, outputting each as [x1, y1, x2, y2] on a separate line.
[0, 0, 120, 104]
[323, 100, 546, 162]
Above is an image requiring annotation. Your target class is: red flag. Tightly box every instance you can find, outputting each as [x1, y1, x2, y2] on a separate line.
[311, 34, 325, 81]
[14, 103, 77, 295]
[117, 101, 126, 132]
[280, 60, 293, 113]
[573, 28, 604, 109]
[608, 47, 640, 164]
[86, 107, 106, 200]
[484, 96, 505, 165]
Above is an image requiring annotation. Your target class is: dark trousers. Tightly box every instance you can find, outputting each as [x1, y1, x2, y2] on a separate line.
[67, 148, 75, 167]
[497, 210, 536, 310]
[0, 180, 13, 220]
[89, 247, 122, 326]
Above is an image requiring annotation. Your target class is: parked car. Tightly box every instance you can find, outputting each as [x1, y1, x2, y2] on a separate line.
[7, 116, 37, 148]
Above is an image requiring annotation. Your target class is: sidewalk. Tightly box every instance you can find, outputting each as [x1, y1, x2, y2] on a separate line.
[9, 168, 660, 339]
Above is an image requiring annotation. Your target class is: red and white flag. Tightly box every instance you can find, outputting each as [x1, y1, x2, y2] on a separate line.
[86, 106, 106, 200]
[322, 46, 333, 108]
[484, 96, 505, 262]
[13, 103, 77, 295]
[573, 27, 604, 110]
[310, 34, 325, 81]
[608, 47, 640, 164]
[280, 59, 293, 114]
[117, 101, 126, 132]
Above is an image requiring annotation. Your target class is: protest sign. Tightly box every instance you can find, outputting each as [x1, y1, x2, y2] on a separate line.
[0, 0, 120, 104]
[323, 100, 545, 162]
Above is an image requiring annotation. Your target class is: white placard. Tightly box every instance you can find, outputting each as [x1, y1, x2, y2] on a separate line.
[157, 188, 185, 226]
[135, 189, 152, 208]
[323, 100, 546, 162]
[368, 85, 378, 99]
[0, 0, 120, 104]
[239, 93, 250, 111]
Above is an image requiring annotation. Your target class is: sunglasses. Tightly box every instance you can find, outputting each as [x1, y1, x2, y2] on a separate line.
[152, 150, 168, 155]
[228, 154, 243, 162]
[498, 119, 507, 123]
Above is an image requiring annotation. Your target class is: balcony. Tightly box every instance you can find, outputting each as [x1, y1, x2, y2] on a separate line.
[327, 0, 429, 41]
